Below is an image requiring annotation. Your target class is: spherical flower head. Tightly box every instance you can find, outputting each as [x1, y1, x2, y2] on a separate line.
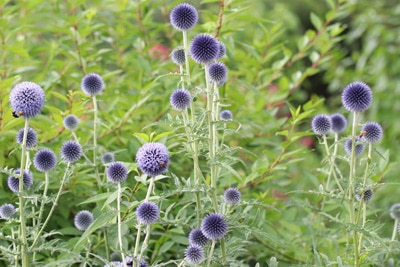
[355, 189, 374, 203]
[10, 81, 45, 118]
[102, 152, 115, 164]
[81, 73, 104, 96]
[63, 114, 79, 131]
[220, 110, 233, 121]
[185, 244, 204, 265]
[217, 41, 226, 59]
[390, 203, 400, 219]
[107, 161, 128, 183]
[8, 169, 33, 193]
[189, 228, 209, 247]
[200, 213, 228, 240]
[170, 89, 191, 111]
[136, 142, 170, 177]
[170, 3, 198, 31]
[311, 114, 331, 135]
[171, 47, 186, 65]
[0, 204, 16, 219]
[341, 81, 372, 112]
[74, 210, 94, 231]
[344, 138, 365, 156]
[16, 128, 37, 148]
[330, 113, 347, 133]
[209, 62, 227, 86]
[224, 187, 241, 205]
[33, 148, 57, 172]
[139, 258, 147, 267]
[136, 201, 159, 225]
[190, 34, 219, 64]
[60, 140, 82, 163]
[361, 122, 383, 143]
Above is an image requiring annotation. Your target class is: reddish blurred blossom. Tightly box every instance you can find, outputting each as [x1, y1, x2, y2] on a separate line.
[149, 44, 170, 61]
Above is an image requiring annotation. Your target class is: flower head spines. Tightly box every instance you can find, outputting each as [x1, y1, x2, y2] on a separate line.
[136, 201, 159, 225]
[390, 203, 400, 219]
[33, 148, 57, 172]
[361, 122, 383, 143]
[63, 114, 79, 131]
[330, 113, 347, 133]
[170, 89, 191, 110]
[60, 140, 82, 163]
[8, 169, 33, 193]
[185, 244, 204, 265]
[10, 81, 45, 118]
[311, 114, 331, 135]
[217, 41, 226, 59]
[0, 204, 16, 219]
[200, 213, 228, 240]
[220, 110, 233, 121]
[81, 73, 104, 96]
[344, 138, 365, 156]
[190, 34, 219, 64]
[170, 3, 198, 31]
[136, 142, 170, 177]
[209, 62, 227, 86]
[342, 82, 373, 112]
[16, 128, 37, 148]
[224, 187, 241, 205]
[107, 161, 128, 183]
[188, 228, 209, 247]
[355, 189, 374, 203]
[102, 152, 115, 164]
[171, 47, 186, 65]
[74, 210, 94, 231]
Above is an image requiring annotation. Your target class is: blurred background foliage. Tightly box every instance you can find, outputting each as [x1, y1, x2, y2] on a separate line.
[1, 0, 400, 265]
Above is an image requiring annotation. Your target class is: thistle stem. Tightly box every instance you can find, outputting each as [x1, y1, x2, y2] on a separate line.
[206, 240, 216, 267]
[92, 95, 102, 187]
[391, 219, 398, 241]
[117, 182, 127, 267]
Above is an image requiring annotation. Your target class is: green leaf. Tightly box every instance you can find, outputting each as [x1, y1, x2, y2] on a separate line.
[310, 12, 323, 30]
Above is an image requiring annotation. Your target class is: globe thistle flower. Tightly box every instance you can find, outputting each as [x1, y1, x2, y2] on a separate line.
[188, 228, 209, 247]
[217, 41, 226, 59]
[311, 114, 331, 135]
[81, 73, 104, 96]
[8, 169, 33, 193]
[209, 62, 227, 86]
[60, 140, 82, 163]
[136, 201, 159, 225]
[0, 204, 16, 219]
[74, 210, 94, 231]
[224, 187, 241, 205]
[10, 81, 45, 118]
[170, 3, 198, 31]
[33, 148, 57, 172]
[63, 114, 79, 131]
[139, 258, 148, 267]
[101, 152, 115, 164]
[185, 244, 204, 265]
[190, 34, 219, 64]
[136, 142, 170, 177]
[220, 110, 233, 121]
[16, 128, 37, 148]
[107, 161, 128, 183]
[344, 138, 365, 156]
[361, 122, 383, 143]
[200, 213, 228, 240]
[390, 203, 400, 219]
[170, 89, 191, 110]
[171, 47, 186, 65]
[330, 113, 347, 133]
[355, 189, 374, 203]
[341, 81, 372, 112]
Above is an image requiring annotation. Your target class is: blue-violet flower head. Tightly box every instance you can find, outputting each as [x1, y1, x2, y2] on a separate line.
[10, 81, 45, 118]
[16, 128, 37, 148]
[224, 187, 241, 205]
[102, 152, 115, 164]
[34, 148, 57, 172]
[185, 244, 204, 265]
[81, 73, 104, 96]
[170, 89, 191, 111]
[217, 41, 226, 59]
[209, 62, 227, 86]
[136, 142, 170, 177]
[361, 121, 383, 143]
[190, 34, 219, 64]
[171, 47, 186, 65]
[311, 114, 331, 135]
[107, 161, 128, 183]
[188, 228, 209, 247]
[8, 169, 33, 193]
[63, 114, 79, 131]
[344, 138, 365, 156]
[355, 189, 374, 203]
[60, 140, 82, 163]
[390, 203, 400, 220]
[0, 204, 16, 219]
[330, 113, 347, 133]
[170, 3, 198, 31]
[74, 210, 94, 231]
[342, 81, 372, 112]
[200, 213, 228, 240]
[136, 201, 159, 225]
[220, 110, 233, 121]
